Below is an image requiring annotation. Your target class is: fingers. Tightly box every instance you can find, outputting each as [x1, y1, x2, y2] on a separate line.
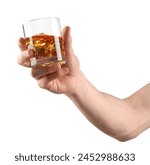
[58, 66, 69, 77]
[18, 37, 32, 67]
[18, 38, 27, 51]
[31, 63, 61, 79]
[17, 49, 34, 67]
[62, 26, 80, 74]
[38, 73, 58, 89]
[17, 50, 30, 67]
[62, 26, 74, 58]
[38, 66, 69, 89]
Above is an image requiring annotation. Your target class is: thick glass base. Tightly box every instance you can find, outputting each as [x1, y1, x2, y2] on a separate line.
[30, 57, 66, 67]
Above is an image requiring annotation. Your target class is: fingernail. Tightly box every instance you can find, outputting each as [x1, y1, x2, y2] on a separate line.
[28, 49, 35, 56]
[19, 38, 25, 44]
[49, 64, 61, 72]
[66, 26, 71, 30]
[51, 63, 60, 71]
[57, 63, 61, 68]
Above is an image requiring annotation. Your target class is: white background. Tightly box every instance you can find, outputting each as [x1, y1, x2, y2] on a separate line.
[0, 0, 150, 164]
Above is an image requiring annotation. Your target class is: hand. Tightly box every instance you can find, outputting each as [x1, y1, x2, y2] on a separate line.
[18, 26, 82, 95]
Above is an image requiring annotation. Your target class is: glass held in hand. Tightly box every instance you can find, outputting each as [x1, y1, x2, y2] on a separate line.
[22, 17, 66, 67]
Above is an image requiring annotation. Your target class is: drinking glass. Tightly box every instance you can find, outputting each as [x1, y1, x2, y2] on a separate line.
[22, 17, 66, 67]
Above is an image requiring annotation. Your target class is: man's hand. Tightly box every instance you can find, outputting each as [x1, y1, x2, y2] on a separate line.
[18, 26, 150, 141]
[18, 26, 82, 95]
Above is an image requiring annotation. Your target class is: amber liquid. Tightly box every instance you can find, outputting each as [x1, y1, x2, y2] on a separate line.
[25, 33, 66, 67]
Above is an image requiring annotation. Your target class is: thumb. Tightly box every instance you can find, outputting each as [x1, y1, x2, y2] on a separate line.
[62, 26, 74, 63]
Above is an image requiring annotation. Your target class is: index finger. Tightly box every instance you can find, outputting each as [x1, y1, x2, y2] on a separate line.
[18, 37, 27, 51]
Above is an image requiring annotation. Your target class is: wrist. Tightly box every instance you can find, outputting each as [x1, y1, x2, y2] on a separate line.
[66, 71, 97, 100]
[66, 71, 88, 98]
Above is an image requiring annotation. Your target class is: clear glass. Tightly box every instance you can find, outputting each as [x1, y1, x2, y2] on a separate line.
[22, 17, 66, 67]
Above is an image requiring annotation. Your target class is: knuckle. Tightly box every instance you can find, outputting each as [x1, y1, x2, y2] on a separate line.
[17, 55, 24, 65]
[28, 49, 35, 56]
[64, 67, 69, 74]
[31, 69, 36, 78]
[58, 67, 69, 76]
[38, 79, 47, 89]
[17, 56, 22, 65]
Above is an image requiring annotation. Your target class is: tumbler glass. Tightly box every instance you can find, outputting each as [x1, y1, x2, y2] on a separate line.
[22, 17, 66, 67]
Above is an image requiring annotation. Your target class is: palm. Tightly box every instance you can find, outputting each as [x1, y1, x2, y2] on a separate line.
[46, 74, 76, 94]
[40, 53, 80, 94]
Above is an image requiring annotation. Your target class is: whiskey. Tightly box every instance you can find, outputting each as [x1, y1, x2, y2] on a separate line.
[25, 33, 66, 67]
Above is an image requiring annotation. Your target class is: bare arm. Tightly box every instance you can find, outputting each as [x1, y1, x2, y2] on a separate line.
[18, 26, 150, 141]
[67, 74, 150, 141]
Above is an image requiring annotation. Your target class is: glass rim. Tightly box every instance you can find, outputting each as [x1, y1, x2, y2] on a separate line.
[22, 17, 60, 25]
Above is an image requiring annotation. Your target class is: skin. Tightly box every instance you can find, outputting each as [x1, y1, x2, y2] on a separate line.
[18, 26, 150, 141]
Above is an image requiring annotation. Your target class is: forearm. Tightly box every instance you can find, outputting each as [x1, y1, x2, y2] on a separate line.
[67, 73, 150, 141]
